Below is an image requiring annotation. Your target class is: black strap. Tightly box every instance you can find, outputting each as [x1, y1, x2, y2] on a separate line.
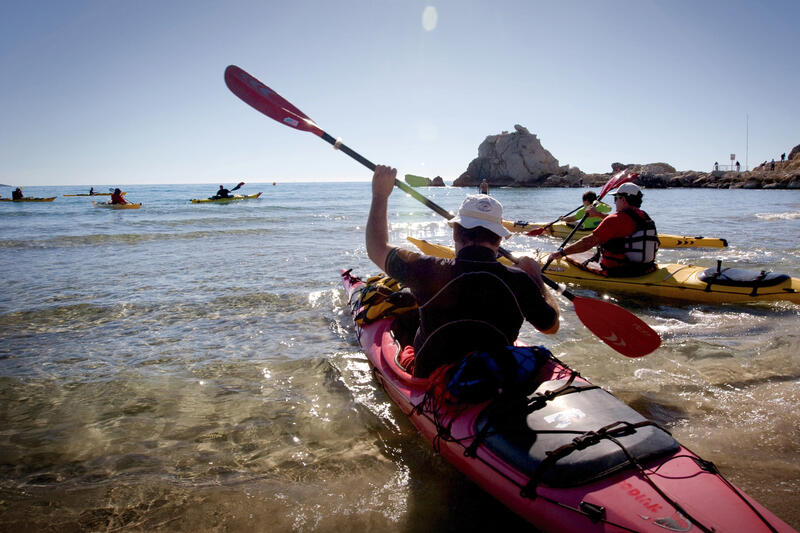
[520, 420, 659, 499]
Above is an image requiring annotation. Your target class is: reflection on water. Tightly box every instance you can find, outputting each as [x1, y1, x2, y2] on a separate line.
[1, 184, 798, 530]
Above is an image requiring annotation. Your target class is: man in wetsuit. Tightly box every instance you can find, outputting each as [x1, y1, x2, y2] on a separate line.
[546, 183, 659, 277]
[366, 165, 559, 377]
[214, 185, 231, 199]
[11, 187, 23, 200]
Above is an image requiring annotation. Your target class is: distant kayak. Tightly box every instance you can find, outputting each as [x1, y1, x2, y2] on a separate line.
[92, 201, 141, 209]
[1, 196, 56, 202]
[404, 174, 431, 187]
[502, 219, 729, 249]
[408, 237, 800, 305]
[190, 192, 262, 204]
[64, 192, 126, 197]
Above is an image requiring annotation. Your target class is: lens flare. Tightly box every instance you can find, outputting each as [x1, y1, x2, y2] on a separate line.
[422, 6, 438, 31]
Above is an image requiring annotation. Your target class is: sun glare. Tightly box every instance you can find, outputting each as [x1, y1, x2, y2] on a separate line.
[422, 6, 438, 31]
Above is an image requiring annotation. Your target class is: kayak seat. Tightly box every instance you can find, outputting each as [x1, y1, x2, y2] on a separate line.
[698, 267, 789, 288]
[476, 379, 680, 488]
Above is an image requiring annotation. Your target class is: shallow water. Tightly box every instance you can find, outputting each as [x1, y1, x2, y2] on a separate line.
[1, 183, 798, 531]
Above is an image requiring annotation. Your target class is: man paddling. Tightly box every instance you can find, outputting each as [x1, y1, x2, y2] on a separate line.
[547, 183, 659, 276]
[366, 165, 559, 377]
[214, 185, 231, 199]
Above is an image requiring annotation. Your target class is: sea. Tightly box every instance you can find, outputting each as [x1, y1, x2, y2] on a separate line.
[1, 182, 798, 532]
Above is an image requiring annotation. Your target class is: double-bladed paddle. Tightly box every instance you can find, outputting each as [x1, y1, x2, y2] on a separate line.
[525, 170, 630, 236]
[230, 181, 245, 192]
[224, 65, 661, 358]
[541, 172, 639, 272]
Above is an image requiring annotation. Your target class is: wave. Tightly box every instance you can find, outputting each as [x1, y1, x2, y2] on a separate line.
[755, 211, 800, 220]
[0, 227, 277, 249]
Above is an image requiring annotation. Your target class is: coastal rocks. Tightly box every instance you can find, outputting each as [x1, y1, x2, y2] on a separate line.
[454, 125, 580, 187]
[788, 143, 800, 162]
[581, 160, 800, 190]
[454, 127, 798, 189]
[431, 176, 445, 186]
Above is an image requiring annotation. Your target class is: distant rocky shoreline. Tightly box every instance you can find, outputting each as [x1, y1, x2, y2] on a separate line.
[452, 125, 800, 190]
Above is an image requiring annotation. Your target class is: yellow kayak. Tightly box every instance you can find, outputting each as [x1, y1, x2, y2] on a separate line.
[64, 192, 125, 197]
[190, 192, 262, 203]
[92, 201, 141, 209]
[1, 196, 56, 202]
[502, 219, 728, 249]
[407, 237, 800, 305]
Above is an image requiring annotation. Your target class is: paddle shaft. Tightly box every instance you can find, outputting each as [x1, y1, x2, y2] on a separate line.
[223, 65, 660, 356]
[529, 203, 584, 236]
[315, 132, 573, 298]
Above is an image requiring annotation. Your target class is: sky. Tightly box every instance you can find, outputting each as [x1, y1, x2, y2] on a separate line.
[1, 0, 798, 186]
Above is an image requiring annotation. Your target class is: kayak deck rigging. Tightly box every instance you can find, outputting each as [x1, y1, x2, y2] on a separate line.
[341, 269, 794, 532]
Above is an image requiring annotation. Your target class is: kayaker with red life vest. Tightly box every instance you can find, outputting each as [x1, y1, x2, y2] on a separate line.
[366, 164, 559, 377]
[546, 182, 659, 277]
[110, 188, 127, 205]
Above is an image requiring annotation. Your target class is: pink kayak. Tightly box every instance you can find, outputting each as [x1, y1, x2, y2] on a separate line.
[341, 269, 795, 533]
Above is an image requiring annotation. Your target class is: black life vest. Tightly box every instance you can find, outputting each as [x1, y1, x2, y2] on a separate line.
[599, 208, 659, 274]
[413, 271, 524, 378]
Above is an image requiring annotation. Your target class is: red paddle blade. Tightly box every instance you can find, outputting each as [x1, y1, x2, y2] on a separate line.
[224, 65, 324, 137]
[572, 295, 661, 357]
[525, 227, 546, 236]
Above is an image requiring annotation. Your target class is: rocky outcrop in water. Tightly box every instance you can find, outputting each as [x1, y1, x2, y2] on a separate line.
[452, 127, 799, 189]
[453, 125, 582, 187]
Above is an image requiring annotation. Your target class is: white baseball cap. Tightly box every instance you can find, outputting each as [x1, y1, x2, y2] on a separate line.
[448, 194, 511, 238]
[614, 183, 643, 197]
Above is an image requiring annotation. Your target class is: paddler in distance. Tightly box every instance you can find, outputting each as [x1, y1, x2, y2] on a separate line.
[11, 187, 24, 200]
[366, 165, 559, 378]
[560, 190, 611, 230]
[110, 188, 127, 205]
[213, 185, 231, 199]
[546, 182, 659, 277]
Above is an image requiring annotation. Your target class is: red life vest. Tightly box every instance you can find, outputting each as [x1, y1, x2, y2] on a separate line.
[599, 208, 659, 274]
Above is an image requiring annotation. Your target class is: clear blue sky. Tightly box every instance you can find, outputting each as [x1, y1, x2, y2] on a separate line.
[1, 1, 798, 186]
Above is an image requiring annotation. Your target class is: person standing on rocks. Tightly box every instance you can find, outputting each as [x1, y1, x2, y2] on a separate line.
[781, 153, 786, 162]
[736, 161, 741, 173]
[714, 162, 719, 171]
[770, 159, 775, 171]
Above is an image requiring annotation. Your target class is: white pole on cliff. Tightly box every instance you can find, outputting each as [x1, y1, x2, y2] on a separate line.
[745, 113, 749, 171]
